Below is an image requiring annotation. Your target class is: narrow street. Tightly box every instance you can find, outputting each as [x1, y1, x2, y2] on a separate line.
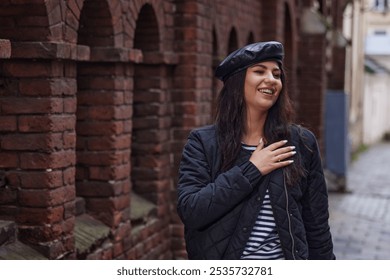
[329, 142, 390, 259]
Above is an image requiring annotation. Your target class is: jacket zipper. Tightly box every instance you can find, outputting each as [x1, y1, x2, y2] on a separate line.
[283, 170, 296, 260]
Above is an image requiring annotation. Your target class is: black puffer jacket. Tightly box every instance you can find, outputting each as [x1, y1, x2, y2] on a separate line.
[177, 124, 335, 260]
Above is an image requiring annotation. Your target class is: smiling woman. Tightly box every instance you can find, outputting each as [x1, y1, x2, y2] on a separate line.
[176, 41, 335, 260]
[244, 61, 283, 131]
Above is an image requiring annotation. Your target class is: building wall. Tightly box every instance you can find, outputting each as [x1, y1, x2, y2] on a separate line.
[0, 0, 344, 259]
[363, 2, 390, 145]
[344, 0, 366, 152]
[363, 70, 390, 144]
[347, 0, 390, 150]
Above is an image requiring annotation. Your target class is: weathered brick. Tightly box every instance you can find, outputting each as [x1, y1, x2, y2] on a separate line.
[86, 135, 131, 151]
[0, 188, 17, 204]
[76, 121, 124, 136]
[18, 223, 63, 243]
[17, 206, 64, 225]
[3, 61, 62, 78]
[0, 39, 11, 58]
[89, 163, 130, 181]
[1, 133, 63, 151]
[19, 170, 63, 189]
[76, 181, 126, 197]
[0, 116, 17, 131]
[18, 115, 75, 132]
[18, 185, 75, 207]
[1, 97, 63, 114]
[20, 151, 75, 169]
[63, 201, 75, 219]
[0, 153, 19, 168]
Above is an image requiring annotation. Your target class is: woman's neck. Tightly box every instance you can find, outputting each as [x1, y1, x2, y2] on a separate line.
[242, 111, 267, 146]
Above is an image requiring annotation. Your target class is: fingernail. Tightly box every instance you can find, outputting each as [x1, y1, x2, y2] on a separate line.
[291, 151, 296, 155]
[291, 146, 296, 150]
[259, 138, 263, 144]
[283, 140, 288, 143]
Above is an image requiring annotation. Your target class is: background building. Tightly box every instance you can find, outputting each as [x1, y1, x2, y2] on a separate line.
[363, 0, 390, 145]
[345, 0, 390, 150]
[0, 0, 350, 259]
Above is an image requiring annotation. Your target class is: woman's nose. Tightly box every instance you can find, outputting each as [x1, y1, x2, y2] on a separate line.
[264, 73, 277, 84]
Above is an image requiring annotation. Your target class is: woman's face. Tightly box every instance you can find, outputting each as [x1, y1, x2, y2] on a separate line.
[244, 61, 282, 113]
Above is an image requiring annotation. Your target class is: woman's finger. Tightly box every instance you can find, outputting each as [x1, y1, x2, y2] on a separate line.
[266, 139, 288, 151]
[274, 150, 296, 162]
[257, 137, 265, 150]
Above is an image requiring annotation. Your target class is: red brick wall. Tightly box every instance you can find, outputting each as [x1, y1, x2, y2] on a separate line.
[0, 0, 344, 260]
[0, 54, 78, 258]
[297, 34, 327, 147]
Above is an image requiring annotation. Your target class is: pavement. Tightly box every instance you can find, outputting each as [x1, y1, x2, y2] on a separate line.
[328, 141, 390, 259]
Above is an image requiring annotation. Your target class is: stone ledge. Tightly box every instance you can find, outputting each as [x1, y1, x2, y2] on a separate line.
[89, 48, 178, 64]
[90, 47, 143, 63]
[0, 241, 47, 260]
[142, 51, 179, 65]
[10, 42, 90, 61]
[75, 214, 110, 258]
[130, 192, 156, 224]
[4, 41, 179, 65]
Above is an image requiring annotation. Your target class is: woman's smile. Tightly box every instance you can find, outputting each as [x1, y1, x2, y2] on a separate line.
[258, 87, 277, 96]
[245, 61, 282, 110]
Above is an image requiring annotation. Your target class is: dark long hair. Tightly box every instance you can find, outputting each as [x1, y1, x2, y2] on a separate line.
[214, 66, 307, 187]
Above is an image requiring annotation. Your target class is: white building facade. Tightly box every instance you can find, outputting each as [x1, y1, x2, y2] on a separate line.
[345, 0, 390, 150]
[364, 0, 390, 144]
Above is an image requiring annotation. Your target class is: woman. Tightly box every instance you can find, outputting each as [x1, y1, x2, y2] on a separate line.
[176, 41, 335, 260]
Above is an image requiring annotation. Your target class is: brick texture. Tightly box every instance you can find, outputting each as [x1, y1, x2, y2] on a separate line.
[0, 0, 346, 259]
[0, 39, 11, 59]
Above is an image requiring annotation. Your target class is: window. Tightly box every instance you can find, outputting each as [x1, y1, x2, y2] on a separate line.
[374, 0, 389, 12]
[374, 30, 387, 35]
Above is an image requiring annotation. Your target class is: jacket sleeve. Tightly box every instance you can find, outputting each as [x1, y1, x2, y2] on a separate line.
[177, 130, 262, 230]
[301, 131, 335, 260]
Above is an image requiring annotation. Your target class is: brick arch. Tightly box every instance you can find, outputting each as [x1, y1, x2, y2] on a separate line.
[56, 0, 123, 45]
[131, 3, 167, 206]
[0, 0, 124, 44]
[134, 4, 160, 52]
[124, 0, 166, 49]
[228, 27, 239, 54]
[75, 0, 131, 237]
[77, 0, 115, 46]
[247, 32, 255, 44]
[283, 0, 298, 38]
[129, 0, 176, 241]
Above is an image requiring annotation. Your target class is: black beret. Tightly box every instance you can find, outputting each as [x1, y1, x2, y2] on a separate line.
[215, 41, 284, 82]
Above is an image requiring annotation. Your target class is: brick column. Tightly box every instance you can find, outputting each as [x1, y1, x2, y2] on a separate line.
[0, 42, 89, 258]
[75, 47, 142, 259]
[170, 0, 215, 259]
[297, 35, 327, 148]
[0, 39, 13, 216]
[261, 0, 285, 41]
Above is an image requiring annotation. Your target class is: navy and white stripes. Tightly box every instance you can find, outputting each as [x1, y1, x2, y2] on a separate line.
[240, 190, 284, 259]
[240, 144, 284, 260]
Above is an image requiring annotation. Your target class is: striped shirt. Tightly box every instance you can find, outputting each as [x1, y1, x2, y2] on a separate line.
[240, 144, 285, 260]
